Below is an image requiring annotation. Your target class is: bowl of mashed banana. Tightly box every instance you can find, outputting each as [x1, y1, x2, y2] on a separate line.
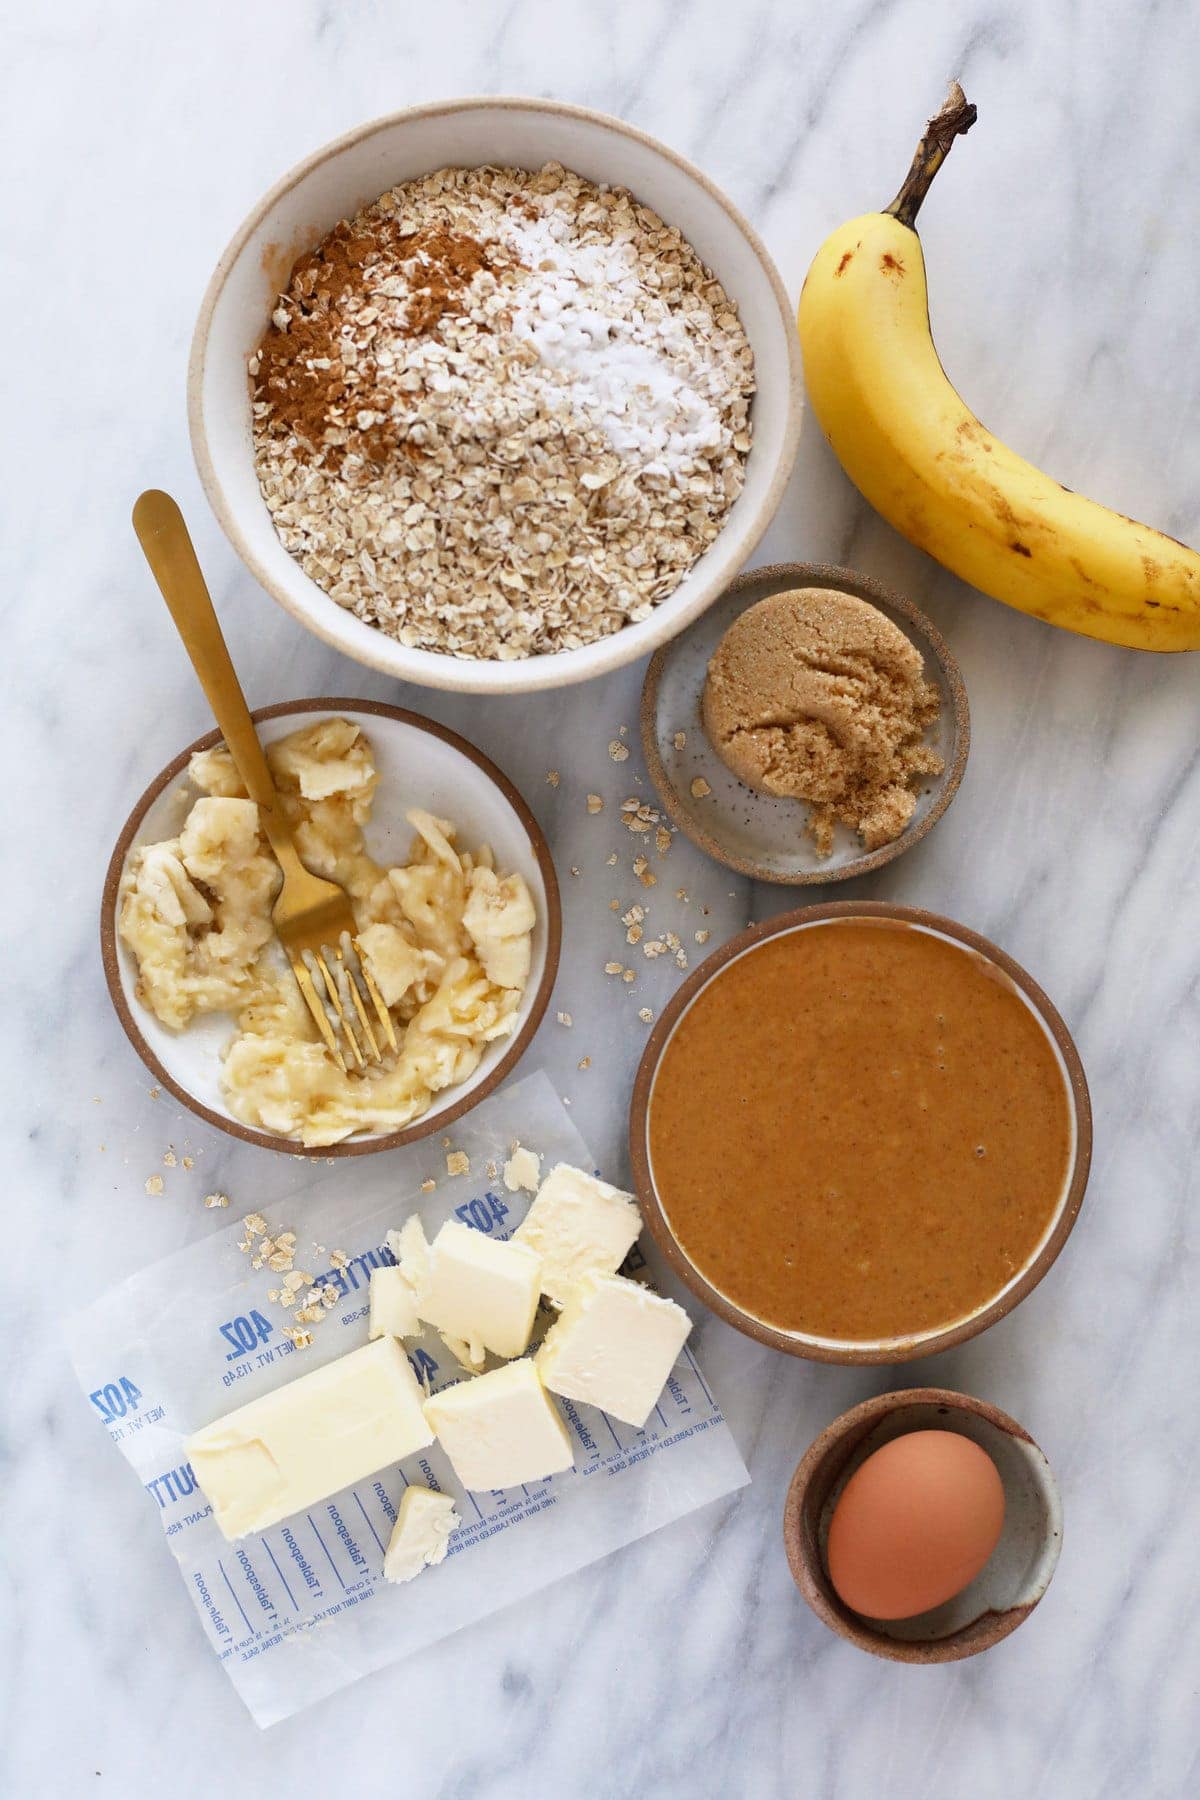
[101, 701, 560, 1154]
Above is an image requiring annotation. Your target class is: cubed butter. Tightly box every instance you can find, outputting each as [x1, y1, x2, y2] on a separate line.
[514, 1163, 642, 1305]
[439, 1331, 486, 1373]
[416, 1220, 542, 1359]
[187, 1336, 434, 1540]
[369, 1266, 421, 1341]
[423, 1359, 575, 1490]
[383, 1485, 461, 1584]
[536, 1273, 692, 1428]
[386, 1214, 431, 1289]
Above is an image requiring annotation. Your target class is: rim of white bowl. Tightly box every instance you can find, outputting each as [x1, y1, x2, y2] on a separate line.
[188, 95, 803, 695]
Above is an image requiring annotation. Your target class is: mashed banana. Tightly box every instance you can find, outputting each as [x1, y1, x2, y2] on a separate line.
[119, 718, 537, 1146]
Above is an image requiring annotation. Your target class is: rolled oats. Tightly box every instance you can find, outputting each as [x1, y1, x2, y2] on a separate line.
[252, 165, 754, 661]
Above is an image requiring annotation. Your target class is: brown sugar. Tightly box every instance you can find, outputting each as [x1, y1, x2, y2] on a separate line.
[701, 587, 943, 854]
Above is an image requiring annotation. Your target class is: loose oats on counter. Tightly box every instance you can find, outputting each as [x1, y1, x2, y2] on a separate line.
[251, 164, 754, 661]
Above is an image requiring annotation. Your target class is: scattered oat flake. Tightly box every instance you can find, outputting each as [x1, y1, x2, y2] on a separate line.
[608, 741, 630, 762]
[244, 1213, 268, 1235]
[578, 1056, 592, 1070]
[182, 1155, 194, 1171]
[446, 1151, 470, 1177]
[627, 924, 643, 944]
[144, 1175, 164, 1197]
[691, 777, 712, 798]
[557, 1010, 573, 1026]
[695, 929, 711, 944]
[644, 940, 668, 959]
[162, 1148, 177, 1168]
[285, 1329, 314, 1350]
[676, 888, 689, 902]
[149, 1087, 160, 1100]
[604, 961, 624, 976]
[606, 853, 618, 866]
[420, 1178, 437, 1193]
[486, 1159, 499, 1181]
[655, 828, 672, 855]
[545, 770, 560, 787]
[673, 731, 687, 750]
[329, 1251, 350, 1270]
[619, 725, 629, 737]
[639, 1006, 654, 1023]
[622, 968, 636, 983]
[586, 794, 604, 813]
[570, 866, 581, 877]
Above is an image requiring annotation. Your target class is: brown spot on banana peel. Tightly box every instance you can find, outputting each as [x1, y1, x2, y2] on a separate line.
[835, 250, 855, 276]
[880, 251, 905, 277]
[1010, 541, 1033, 557]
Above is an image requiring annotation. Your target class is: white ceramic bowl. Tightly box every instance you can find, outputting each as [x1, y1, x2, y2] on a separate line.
[189, 97, 802, 695]
[101, 701, 561, 1156]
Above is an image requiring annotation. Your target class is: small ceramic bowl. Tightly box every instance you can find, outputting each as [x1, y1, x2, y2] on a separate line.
[783, 1388, 1063, 1662]
[189, 97, 802, 696]
[101, 699, 560, 1156]
[628, 902, 1092, 1361]
[640, 562, 969, 883]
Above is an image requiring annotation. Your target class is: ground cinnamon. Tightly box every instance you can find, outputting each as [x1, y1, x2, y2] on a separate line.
[251, 217, 512, 468]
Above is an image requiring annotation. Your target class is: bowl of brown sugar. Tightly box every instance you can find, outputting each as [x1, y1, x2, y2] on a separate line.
[640, 563, 969, 883]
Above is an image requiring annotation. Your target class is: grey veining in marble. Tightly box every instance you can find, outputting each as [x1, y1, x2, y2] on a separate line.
[3, 1, 1198, 1795]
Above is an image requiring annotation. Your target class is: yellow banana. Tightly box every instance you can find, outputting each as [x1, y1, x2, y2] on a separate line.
[798, 85, 1200, 652]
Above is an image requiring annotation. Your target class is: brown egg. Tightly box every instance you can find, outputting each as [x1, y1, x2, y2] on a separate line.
[826, 1429, 1005, 1620]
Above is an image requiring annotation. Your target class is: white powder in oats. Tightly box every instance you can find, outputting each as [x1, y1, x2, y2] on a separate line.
[252, 163, 755, 662]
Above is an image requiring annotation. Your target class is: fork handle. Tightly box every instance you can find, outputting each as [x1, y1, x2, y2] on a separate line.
[132, 490, 299, 866]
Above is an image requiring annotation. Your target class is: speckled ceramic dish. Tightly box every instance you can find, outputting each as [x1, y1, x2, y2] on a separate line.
[628, 902, 1092, 1362]
[783, 1388, 1063, 1662]
[101, 699, 560, 1157]
[189, 97, 801, 696]
[640, 562, 969, 884]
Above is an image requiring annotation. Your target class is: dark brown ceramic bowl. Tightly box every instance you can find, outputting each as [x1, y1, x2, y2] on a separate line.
[640, 563, 969, 885]
[101, 698, 561, 1156]
[628, 902, 1092, 1361]
[783, 1388, 1063, 1662]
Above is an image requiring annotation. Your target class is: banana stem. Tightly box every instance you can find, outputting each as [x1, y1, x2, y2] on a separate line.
[885, 82, 978, 228]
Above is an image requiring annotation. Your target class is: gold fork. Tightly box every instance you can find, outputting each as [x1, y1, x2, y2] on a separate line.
[132, 489, 396, 1074]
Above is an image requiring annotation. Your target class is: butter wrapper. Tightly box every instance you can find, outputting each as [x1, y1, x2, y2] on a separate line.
[66, 1072, 748, 1726]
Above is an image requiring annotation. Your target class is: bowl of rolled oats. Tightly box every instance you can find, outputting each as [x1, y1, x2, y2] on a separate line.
[189, 98, 801, 693]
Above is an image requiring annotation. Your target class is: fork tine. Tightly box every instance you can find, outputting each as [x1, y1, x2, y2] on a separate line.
[292, 956, 348, 1073]
[314, 949, 365, 1069]
[337, 943, 383, 1063]
[353, 939, 399, 1055]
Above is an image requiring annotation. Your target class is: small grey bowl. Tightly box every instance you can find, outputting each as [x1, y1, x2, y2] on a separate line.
[783, 1388, 1063, 1663]
[640, 562, 970, 884]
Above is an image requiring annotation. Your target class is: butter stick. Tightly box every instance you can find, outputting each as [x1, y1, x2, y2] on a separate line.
[187, 1336, 434, 1540]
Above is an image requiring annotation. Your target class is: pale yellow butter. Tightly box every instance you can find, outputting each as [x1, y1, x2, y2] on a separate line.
[187, 1336, 433, 1540]
[383, 1485, 461, 1583]
[416, 1220, 542, 1360]
[536, 1273, 691, 1429]
[514, 1164, 642, 1305]
[423, 1359, 574, 1491]
[368, 1266, 422, 1341]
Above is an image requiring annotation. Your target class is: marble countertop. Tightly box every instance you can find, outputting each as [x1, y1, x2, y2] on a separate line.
[7, 1, 1198, 1794]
